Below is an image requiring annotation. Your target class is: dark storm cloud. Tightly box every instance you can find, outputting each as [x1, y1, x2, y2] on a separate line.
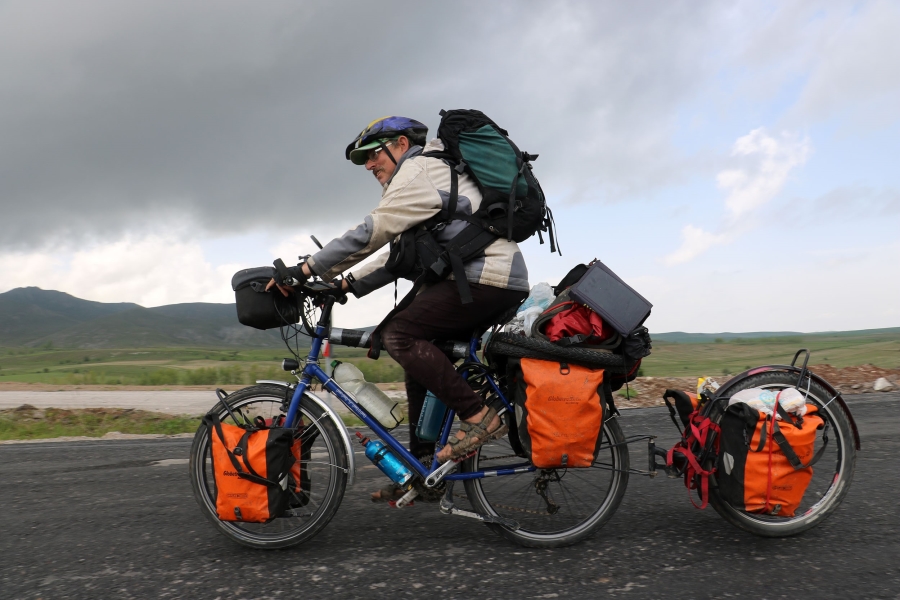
[0, 0, 728, 249]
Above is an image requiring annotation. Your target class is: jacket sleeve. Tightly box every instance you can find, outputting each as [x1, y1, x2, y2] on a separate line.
[346, 252, 395, 297]
[306, 159, 442, 280]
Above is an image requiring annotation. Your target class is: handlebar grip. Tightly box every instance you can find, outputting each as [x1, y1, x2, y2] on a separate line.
[329, 327, 371, 348]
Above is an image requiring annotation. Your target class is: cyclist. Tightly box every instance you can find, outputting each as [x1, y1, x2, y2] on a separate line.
[268, 116, 529, 496]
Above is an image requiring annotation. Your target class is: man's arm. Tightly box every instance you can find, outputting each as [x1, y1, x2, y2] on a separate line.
[306, 160, 442, 280]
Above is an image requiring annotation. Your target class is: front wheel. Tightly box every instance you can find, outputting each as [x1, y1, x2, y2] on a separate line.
[462, 417, 630, 548]
[189, 385, 348, 549]
[707, 371, 857, 537]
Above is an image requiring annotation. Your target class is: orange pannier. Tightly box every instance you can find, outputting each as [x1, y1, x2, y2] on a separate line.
[717, 402, 825, 517]
[516, 357, 606, 469]
[204, 413, 296, 523]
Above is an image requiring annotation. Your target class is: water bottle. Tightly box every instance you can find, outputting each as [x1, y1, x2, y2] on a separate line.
[331, 360, 402, 430]
[355, 432, 413, 486]
[415, 391, 448, 442]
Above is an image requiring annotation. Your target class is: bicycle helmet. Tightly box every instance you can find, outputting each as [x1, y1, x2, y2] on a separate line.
[345, 116, 428, 165]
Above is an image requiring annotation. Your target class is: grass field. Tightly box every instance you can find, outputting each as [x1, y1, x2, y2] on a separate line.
[640, 330, 900, 377]
[0, 329, 897, 385]
[0, 346, 402, 386]
[0, 406, 200, 441]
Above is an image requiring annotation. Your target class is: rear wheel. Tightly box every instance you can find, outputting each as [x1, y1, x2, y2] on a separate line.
[462, 417, 630, 548]
[707, 371, 856, 537]
[189, 385, 348, 549]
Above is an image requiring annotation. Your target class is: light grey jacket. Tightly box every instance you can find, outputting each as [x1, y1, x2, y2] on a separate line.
[306, 139, 529, 297]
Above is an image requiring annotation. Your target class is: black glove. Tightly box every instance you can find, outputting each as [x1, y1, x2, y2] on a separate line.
[320, 280, 348, 304]
[273, 258, 309, 287]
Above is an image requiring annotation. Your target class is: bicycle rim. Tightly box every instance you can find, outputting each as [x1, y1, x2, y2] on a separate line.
[463, 418, 629, 548]
[190, 387, 347, 549]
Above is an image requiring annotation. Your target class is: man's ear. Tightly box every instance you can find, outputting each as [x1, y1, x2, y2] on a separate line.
[395, 135, 410, 152]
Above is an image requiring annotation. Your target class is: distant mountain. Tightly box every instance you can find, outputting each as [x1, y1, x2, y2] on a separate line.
[0, 287, 293, 348]
[652, 328, 900, 343]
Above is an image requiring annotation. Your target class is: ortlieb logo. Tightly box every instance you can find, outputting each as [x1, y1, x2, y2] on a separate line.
[223, 470, 241, 477]
[226, 493, 248, 499]
[547, 395, 578, 403]
[772, 485, 793, 491]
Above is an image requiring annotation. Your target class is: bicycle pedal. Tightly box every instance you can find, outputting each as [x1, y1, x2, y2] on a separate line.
[391, 487, 418, 509]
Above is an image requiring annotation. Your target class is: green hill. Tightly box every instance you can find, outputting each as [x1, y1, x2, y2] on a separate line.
[0, 287, 288, 348]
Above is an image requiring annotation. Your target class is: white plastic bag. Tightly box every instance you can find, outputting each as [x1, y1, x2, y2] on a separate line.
[520, 306, 545, 337]
[517, 282, 555, 313]
[502, 283, 557, 336]
[728, 387, 808, 418]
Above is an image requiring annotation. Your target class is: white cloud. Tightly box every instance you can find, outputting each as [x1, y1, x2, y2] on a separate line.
[664, 128, 810, 265]
[0, 234, 238, 307]
[0, 224, 414, 329]
[663, 225, 731, 266]
[790, 0, 900, 129]
[721, 128, 810, 219]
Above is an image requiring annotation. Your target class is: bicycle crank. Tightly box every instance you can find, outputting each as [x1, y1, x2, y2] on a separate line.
[438, 481, 520, 530]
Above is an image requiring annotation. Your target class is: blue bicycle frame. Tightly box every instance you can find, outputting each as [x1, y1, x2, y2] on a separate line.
[282, 296, 535, 483]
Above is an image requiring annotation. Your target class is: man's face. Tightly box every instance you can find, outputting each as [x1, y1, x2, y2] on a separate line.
[365, 137, 408, 185]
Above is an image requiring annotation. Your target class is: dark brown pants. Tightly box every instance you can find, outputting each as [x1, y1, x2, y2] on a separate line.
[380, 280, 527, 458]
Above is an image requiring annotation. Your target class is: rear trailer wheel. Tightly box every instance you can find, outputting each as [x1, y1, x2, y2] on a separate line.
[189, 385, 348, 549]
[707, 371, 856, 537]
[462, 417, 629, 548]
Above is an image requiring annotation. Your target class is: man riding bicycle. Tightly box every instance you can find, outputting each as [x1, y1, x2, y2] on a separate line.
[267, 116, 529, 494]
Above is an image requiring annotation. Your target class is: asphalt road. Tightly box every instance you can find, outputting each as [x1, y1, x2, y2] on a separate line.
[1, 394, 898, 600]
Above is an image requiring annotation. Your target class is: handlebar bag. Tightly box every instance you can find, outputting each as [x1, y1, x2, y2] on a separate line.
[511, 357, 606, 468]
[231, 266, 301, 330]
[717, 402, 825, 517]
[204, 413, 295, 523]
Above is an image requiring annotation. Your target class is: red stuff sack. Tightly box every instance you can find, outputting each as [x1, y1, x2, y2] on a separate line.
[204, 413, 295, 523]
[532, 289, 619, 349]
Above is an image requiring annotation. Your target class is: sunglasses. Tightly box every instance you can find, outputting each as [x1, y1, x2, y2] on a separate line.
[365, 141, 394, 163]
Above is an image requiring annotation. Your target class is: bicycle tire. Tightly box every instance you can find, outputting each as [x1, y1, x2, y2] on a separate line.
[706, 371, 857, 537]
[189, 385, 348, 549]
[462, 417, 630, 548]
[488, 333, 628, 372]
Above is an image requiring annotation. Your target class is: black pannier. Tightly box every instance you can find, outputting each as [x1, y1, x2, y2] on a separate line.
[232, 267, 301, 330]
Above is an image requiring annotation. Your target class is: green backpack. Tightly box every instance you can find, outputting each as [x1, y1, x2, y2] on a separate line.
[373, 109, 558, 358]
[384, 109, 558, 303]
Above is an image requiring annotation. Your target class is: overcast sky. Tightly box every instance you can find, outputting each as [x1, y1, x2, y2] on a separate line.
[1, 0, 898, 332]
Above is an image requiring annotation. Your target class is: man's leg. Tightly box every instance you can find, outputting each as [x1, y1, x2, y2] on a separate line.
[381, 281, 526, 420]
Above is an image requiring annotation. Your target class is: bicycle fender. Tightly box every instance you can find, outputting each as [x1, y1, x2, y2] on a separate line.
[709, 366, 860, 451]
[256, 380, 357, 486]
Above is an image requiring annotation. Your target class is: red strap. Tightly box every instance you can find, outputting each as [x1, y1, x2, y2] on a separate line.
[764, 395, 781, 513]
[666, 413, 720, 509]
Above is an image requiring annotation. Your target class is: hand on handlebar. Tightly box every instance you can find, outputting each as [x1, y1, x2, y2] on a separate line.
[266, 260, 313, 297]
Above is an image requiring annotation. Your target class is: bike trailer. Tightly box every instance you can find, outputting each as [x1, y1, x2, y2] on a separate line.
[508, 357, 609, 468]
[717, 401, 826, 517]
[204, 412, 296, 523]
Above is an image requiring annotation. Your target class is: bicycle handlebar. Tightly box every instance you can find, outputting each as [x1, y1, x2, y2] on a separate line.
[328, 327, 475, 360]
[329, 327, 371, 348]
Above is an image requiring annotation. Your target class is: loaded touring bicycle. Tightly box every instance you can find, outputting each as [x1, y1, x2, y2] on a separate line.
[190, 269, 859, 549]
